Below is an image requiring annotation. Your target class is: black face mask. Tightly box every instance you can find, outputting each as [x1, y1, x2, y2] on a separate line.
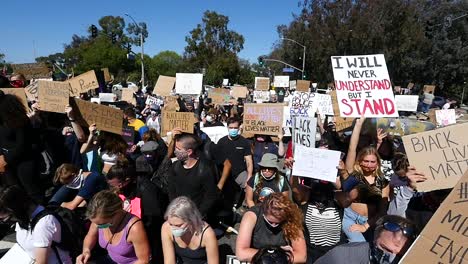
[370, 246, 397, 264]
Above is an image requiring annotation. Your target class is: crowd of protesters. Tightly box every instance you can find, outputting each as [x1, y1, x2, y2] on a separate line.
[0, 71, 458, 264]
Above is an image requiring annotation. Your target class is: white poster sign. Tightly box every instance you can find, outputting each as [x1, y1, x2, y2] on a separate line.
[222, 79, 229, 86]
[395, 95, 418, 112]
[253, 91, 270, 102]
[289, 80, 297, 90]
[435, 109, 456, 127]
[201, 126, 228, 144]
[274, 75, 290, 87]
[145, 95, 158, 105]
[175, 73, 203, 95]
[314, 93, 334, 115]
[290, 92, 317, 116]
[331, 54, 398, 117]
[292, 146, 341, 182]
[293, 116, 317, 148]
[99, 93, 115, 102]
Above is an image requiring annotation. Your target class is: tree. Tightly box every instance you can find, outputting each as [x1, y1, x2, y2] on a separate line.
[147, 51, 183, 82]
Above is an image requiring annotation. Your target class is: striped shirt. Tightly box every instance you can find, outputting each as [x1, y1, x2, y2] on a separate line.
[304, 204, 342, 247]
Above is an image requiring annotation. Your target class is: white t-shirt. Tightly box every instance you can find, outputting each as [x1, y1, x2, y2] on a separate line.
[15, 208, 72, 264]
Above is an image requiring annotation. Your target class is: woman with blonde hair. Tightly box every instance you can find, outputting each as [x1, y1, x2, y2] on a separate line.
[161, 196, 218, 264]
[236, 193, 306, 263]
[338, 117, 390, 242]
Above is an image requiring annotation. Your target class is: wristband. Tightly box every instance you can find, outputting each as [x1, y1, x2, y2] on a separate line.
[69, 119, 76, 122]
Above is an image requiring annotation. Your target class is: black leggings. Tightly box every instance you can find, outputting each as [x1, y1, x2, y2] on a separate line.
[1, 159, 44, 204]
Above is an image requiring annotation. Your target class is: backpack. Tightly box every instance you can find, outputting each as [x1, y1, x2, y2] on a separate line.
[253, 173, 285, 192]
[31, 205, 86, 262]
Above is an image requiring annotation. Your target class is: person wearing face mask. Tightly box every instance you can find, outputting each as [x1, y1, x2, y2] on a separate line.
[245, 153, 289, 208]
[168, 134, 219, 221]
[77, 190, 150, 264]
[203, 108, 224, 128]
[236, 193, 307, 263]
[145, 104, 161, 134]
[50, 163, 107, 210]
[161, 196, 219, 264]
[314, 215, 416, 264]
[8, 72, 27, 88]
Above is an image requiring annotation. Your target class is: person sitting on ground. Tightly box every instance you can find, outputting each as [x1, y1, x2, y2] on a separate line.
[161, 196, 219, 264]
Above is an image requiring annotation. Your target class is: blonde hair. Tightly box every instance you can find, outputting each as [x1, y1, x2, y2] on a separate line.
[353, 147, 383, 179]
[54, 163, 79, 185]
[262, 193, 303, 241]
[164, 196, 204, 234]
[86, 190, 123, 219]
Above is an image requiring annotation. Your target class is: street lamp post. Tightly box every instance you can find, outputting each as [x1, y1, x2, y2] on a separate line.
[281, 37, 306, 79]
[125, 13, 145, 89]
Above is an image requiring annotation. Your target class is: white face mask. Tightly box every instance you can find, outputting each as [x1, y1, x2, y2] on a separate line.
[66, 170, 84, 189]
[206, 115, 213, 122]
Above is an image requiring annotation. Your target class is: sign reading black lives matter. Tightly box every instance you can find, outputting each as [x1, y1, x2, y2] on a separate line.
[402, 123, 468, 192]
[243, 104, 283, 136]
[331, 54, 398, 118]
[293, 116, 317, 148]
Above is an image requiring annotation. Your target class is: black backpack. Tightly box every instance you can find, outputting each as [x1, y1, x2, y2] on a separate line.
[31, 205, 86, 262]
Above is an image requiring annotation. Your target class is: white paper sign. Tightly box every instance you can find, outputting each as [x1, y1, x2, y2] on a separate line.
[290, 92, 317, 116]
[253, 91, 270, 102]
[99, 93, 115, 102]
[314, 93, 334, 115]
[145, 95, 158, 105]
[274, 75, 290, 87]
[395, 95, 419, 112]
[0, 243, 35, 264]
[290, 80, 297, 90]
[201, 126, 228, 144]
[435, 109, 456, 127]
[331, 54, 398, 117]
[175, 73, 203, 95]
[293, 116, 317, 148]
[292, 146, 341, 182]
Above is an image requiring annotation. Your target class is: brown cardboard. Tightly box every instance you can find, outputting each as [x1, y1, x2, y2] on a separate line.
[296, 80, 311, 92]
[402, 123, 468, 192]
[163, 96, 179, 111]
[232, 86, 249, 98]
[24, 80, 39, 101]
[101, 68, 111, 82]
[154, 75, 176, 96]
[400, 170, 468, 264]
[67, 70, 99, 96]
[243, 103, 283, 136]
[37, 81, 70, 113]
[427, 108, 437, 125]
[12, 63, 51, 80]
[0, 88, 28, 110]
[71, 98, 123, 135]
[330, 91, 354, 131]
[255, 77, 270, 91]
[394, 86, 401, 93]
[209, 88, 231, 104]
[407, 82, 415, 89]
[120, 88, 135, 104]
[161, 111, 195, 136]
[423, 85, 436, 94]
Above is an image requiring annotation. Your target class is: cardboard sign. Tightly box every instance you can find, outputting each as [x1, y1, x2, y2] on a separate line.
[154, 75, 176, 96]
[200, 126, 228, 144]
[101, 68, 111, 82]
[175, 73, 203, 95]
[330, 90, 355, 131]
[243, 103, 283, 136]
[290, 92, 317, 116]
[394, 86, 401, 93]
[67, 70, 99, 96]
[407, 82, 414, 89]
[435, 109, 457, 127]
[12, 62, 51, 80]
[400, 170, 468, 264]
[402, 123, 468, 192]
[37, 81, 69, 113]
[331, 54, 398, 117]
[120, 88, 135, 104]
[99, 93, 116, 102]
[293, 116, 317, 148]
[289, 80, 297, 90]
[273, 75, 290, 88]
[292, 145, 341, 182]
[296, 80, 311, 92]
[222, 79, 229, 86]
[253, 91, 270, 102]
[255, 77, 270, 91]
[423, 85, 436, 94]
[314, 93, 334, 115]
[0, 88, 28, 110]
[210, 88, 231, 104]
[161, 111, 195, 136]
[395, 95, 419, 112]
[24, 80, 39, 101]
[71, 98, 123, 135]
[164, 96, 179, 111]
[231, 86, 248, 98]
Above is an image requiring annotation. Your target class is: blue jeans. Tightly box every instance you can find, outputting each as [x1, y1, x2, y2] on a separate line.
[422, 103, 430, 113]
[342, 207, 368, 242]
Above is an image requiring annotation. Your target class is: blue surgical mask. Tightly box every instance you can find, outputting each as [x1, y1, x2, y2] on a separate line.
[229, 129, 239, 137]
[96, 223, 112, 229]
[171, 226, 187, 237]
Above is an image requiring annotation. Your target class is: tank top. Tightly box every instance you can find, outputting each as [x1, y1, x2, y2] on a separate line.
[98, 213, 140, 264]
[250, 206, 288, 249]
[173, 225, 210, 264]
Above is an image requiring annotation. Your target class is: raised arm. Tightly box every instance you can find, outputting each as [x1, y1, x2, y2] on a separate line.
[345, 117, 366, 173]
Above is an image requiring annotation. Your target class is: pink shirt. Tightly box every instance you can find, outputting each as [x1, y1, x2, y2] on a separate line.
[119, 194, 141, 218]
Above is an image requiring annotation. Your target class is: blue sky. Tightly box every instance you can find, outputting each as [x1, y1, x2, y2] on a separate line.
[2, 0, 302, 64]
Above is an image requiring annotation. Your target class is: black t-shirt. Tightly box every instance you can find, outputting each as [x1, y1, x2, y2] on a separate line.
[216, 135, 252, 176]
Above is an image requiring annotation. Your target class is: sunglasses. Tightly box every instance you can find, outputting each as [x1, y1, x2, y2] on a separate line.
[383, 221, 414, 238]
[260, 167, 276, 171]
